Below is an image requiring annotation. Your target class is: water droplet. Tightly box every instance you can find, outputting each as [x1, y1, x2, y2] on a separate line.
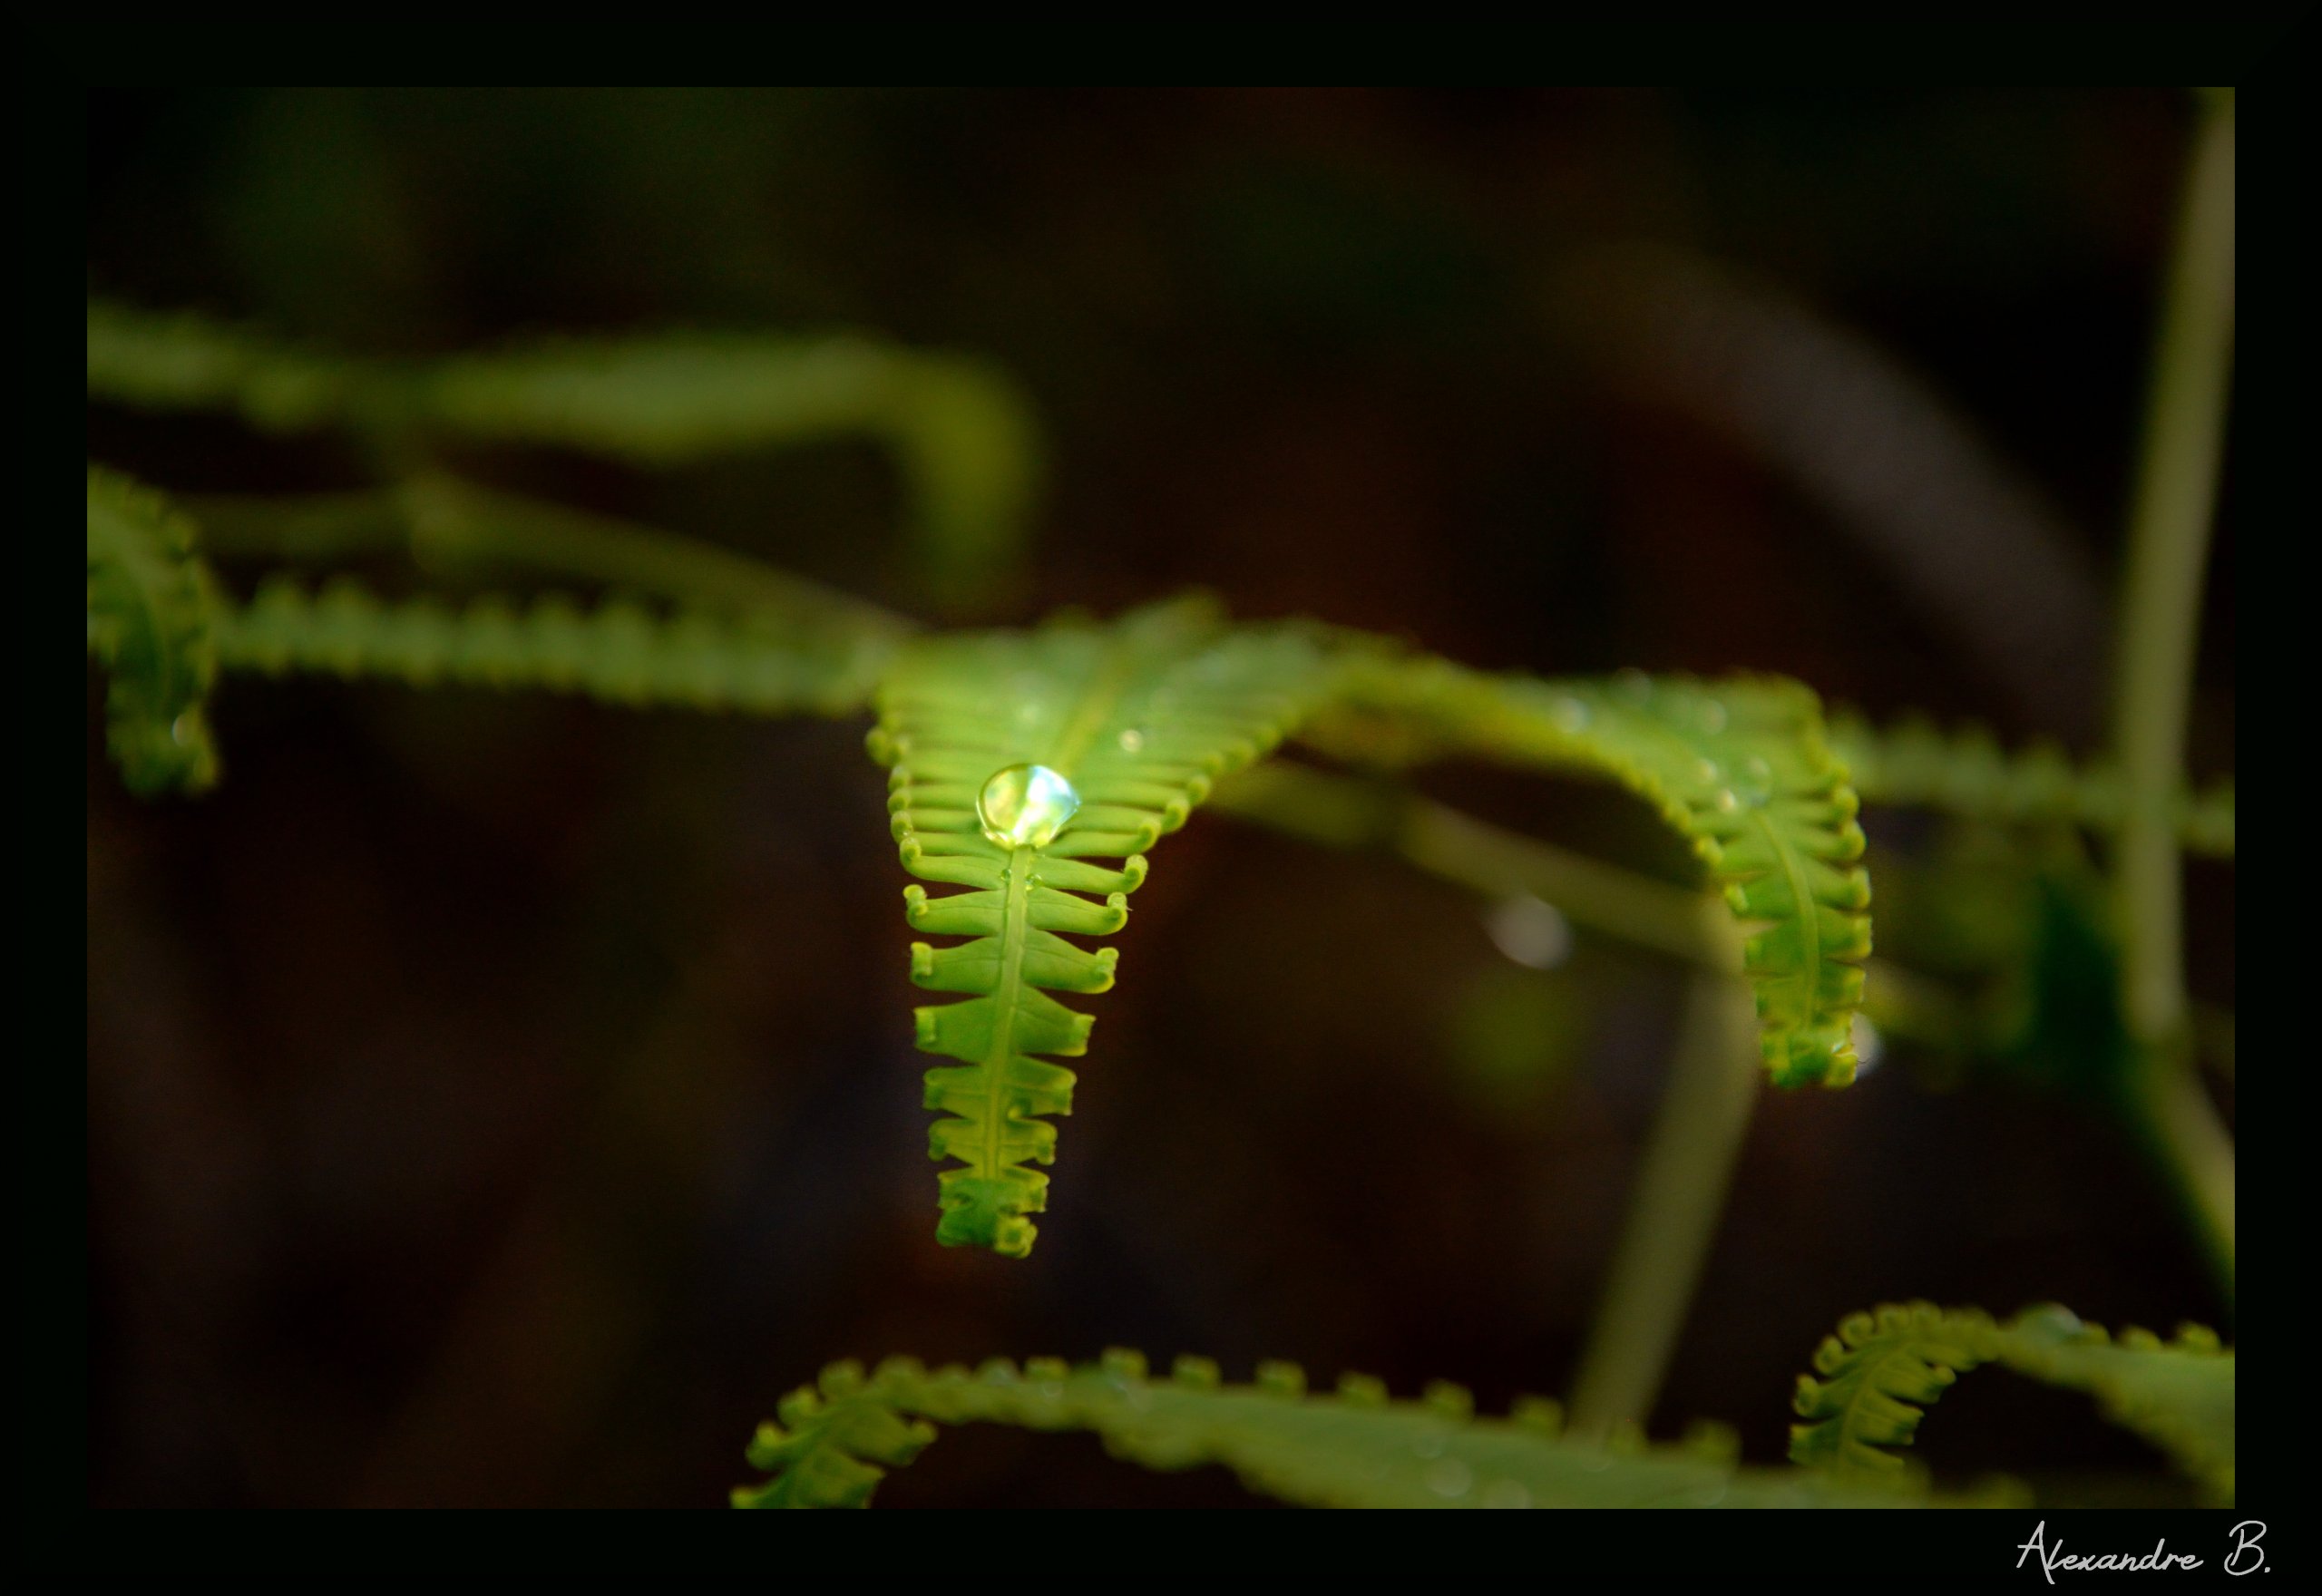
[1727, 754, 1776, 809]
[1694, 757, 1722, 784]
[1479, 1478, 1531, 1509]
[1412, 1432, 1447, 1460]
[1426, 1458, 1473, 1498]
[1551, 696, 1590, 733]
[1614, 668, 1652, 704]
[169, 713, 196, 747]
[1697, 698, 1728, 734]
[1117, 727, 1146, 754]
[977, 764, 1080, 850]
[1849, 1014, 1883, 1076]
[1486, 894, 1572, 970]
[1715, 789, 1741, 813]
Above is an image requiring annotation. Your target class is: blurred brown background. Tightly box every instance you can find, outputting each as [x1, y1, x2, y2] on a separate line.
[86, 88, 2233, 1506]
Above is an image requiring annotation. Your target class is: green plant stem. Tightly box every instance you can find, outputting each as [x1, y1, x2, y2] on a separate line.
[183, 478, 914, 639]
[2112, 94, 2233, 1040]
[2126, 1062, 2237, 1312]
[174, 489, 410, 562]
[1567, 969, 1759, 1436]
[2108, 93, 2235, 1296]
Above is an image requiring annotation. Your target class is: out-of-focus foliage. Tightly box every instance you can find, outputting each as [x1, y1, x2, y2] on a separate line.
[1790, 1302, 2233, 1504]
[219, 577, 892, 719]
[85, 465, 221, 793]
[87, 299, 1041, 606]
[737, 1349, 1918, 1510]
[1830, 709, 2233, 860]
[84, 89, 2235, 1513]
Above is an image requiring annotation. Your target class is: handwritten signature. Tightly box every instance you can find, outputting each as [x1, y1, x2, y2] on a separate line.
[2015, 1520, 2268, 1582]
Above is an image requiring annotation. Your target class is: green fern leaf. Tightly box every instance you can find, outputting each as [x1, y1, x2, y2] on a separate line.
[1790, 1301, 2233, 1502]
[1341, 661, 1872, 1086]
[871, 600, 1341, 1256]
[212, 576, 893, 716]
[85, 466, 221, 793]
[1828, 709, 2234, 861]
[735, 1351, 1917, 1509]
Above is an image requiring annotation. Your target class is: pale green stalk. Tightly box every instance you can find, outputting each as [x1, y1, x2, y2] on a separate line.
[2109, 93, 2235, 1298]
[1567, 969, 1758, 1436]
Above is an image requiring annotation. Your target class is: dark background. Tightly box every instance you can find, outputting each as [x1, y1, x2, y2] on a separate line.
[85, 88, 2235, 1507]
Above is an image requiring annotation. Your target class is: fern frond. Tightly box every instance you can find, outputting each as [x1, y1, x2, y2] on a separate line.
[213, 576, 893, 716]
[87, 300, 1040, 598]
[1995, 1308, 2237, 1503]
[1790, 1301, 2233, 1502]
[1341, 661, 1872, 1086]
[871, 599, 1342, 1256]
[85, 466, 221, 793]
[1828, 710, 2234, 861]
[735, 1351, 1910, 1509]
[85, 300, 361, 433]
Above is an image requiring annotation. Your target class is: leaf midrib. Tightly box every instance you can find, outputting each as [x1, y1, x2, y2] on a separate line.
[974, 633, 1150, 1190]
[1750, 804, 1824, 1063]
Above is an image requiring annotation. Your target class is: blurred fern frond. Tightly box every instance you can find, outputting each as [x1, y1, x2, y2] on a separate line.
[85, 464, 221, 793]
[1790, 1301, 2233, 1503]
[216, 575, 895, 717]
[736, 1351, 1918, 1510]
[86, 298, 1041, 600]
[1828, 710, 2233, 861]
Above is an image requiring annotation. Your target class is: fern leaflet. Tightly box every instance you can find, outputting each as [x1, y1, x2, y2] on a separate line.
[735, 1351, 1916, 1509]
[870, 600, 1341, 1256]
[1339, 661, 1872, 1085]
[1790, 1301, 2233, 1502]
[85, 466, 221, 793]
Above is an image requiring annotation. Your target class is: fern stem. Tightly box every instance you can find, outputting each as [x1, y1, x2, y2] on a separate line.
[1568, 970, 1758, 1436]
[2109, 92, 2234, 1295]
[177, 489, 411, 562]
[2112, 92, 2233, 1044]
[2127, 1063, 2237, 1312]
